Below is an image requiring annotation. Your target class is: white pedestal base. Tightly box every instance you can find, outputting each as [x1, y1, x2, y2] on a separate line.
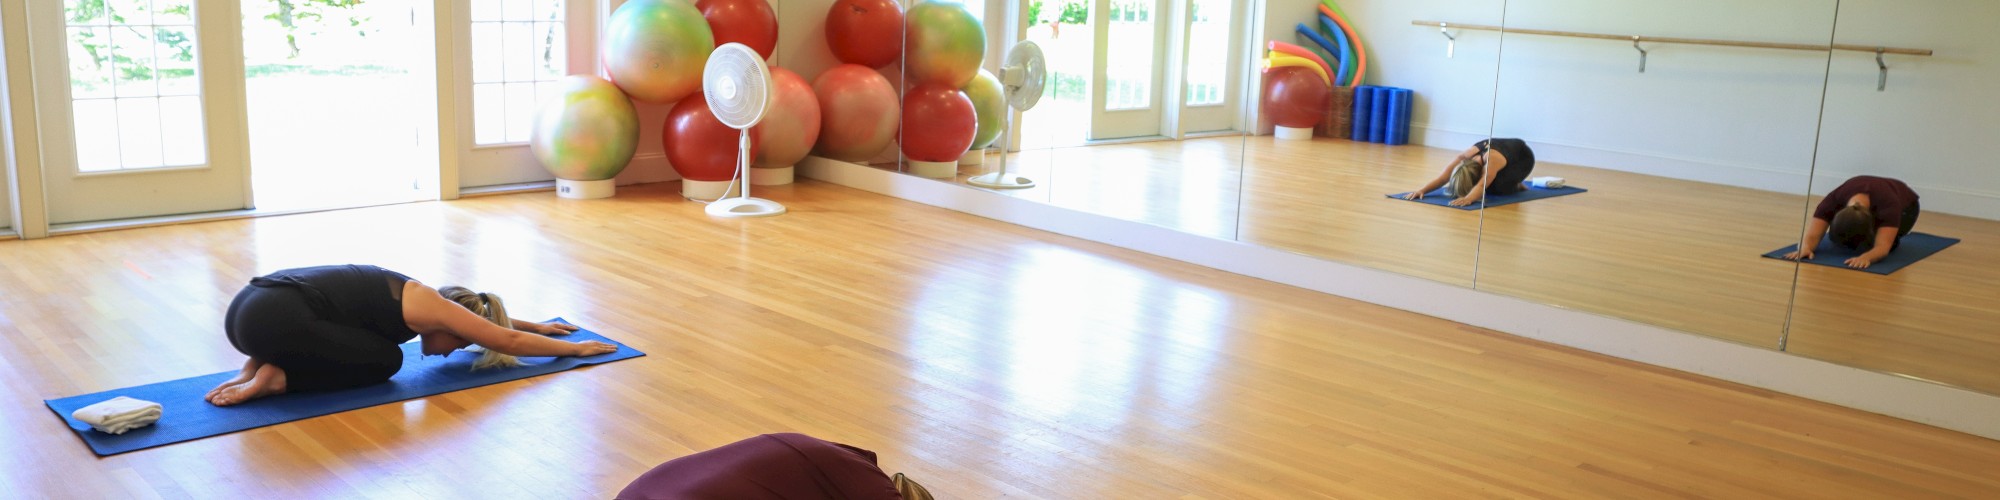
[556, 179, 615, 199]
[681, 179, 741, 201]
[1275, 126, 1315, 140]
[749, 166, 794, 186]
[958, 149, 986, 166]
[908, 160, 957, 179]
[967, 172, 1036, 189]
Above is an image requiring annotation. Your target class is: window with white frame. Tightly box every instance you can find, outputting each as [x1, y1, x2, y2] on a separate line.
[1183, 0, 1227, 106]
[65, 0, 206, 172]
[470, 0, 565, 145]
[1103, 0, 1154, 110]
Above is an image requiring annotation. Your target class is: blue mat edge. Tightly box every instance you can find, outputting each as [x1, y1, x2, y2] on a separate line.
[1385, 186, 1589, 210]
[1759, 233, 1960, 275]
[44, 317, 643, 456]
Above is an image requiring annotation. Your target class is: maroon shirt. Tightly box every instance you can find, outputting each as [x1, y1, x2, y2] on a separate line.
[617, 434, 905, 500]
[1814, 176, 1918, 227]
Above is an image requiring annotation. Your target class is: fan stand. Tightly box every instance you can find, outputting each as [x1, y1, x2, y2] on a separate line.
[967, 111, 1036, 189]
[706, 131, 787, 218]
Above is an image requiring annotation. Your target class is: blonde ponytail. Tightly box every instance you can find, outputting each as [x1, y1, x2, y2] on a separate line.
[438, 286, 523, 370]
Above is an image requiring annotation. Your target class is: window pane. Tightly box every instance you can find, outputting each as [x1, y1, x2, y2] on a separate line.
[68, 27, 115, 99]
[533, 22, 565, 79]
[531, 0, 564, 22]
[65, 0, 106, 25]
[153, 0, 194, 25]
[159, 96, 206, 166]
[73, 100, 121, 172]
[472, 23, 503, 83]
[470, 0, 502, 22]
[474, 83, 505, 145]
[504, 82, 535, 142]
[106, 0, 151, 26]
[502, 0, 533, 22]
[117, 98, 165, 168]
[1105, 0, 1154, 110]
[111, 26, 157, 98]
[503, 22, 533, 82]
[1185, 0, 1227, 106]
[155, 27, 199, 96]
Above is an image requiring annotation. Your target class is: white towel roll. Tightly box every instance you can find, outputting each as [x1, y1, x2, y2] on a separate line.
[71, 396, 164, 435]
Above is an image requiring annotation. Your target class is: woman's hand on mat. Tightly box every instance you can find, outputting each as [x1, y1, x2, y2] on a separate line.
[572, 340, 618, 357]
[1844, 256, 1875, 269]
[525, 321, 580, 336]
[1402, 191, 1425, 200]
[1784, 248, 1814, 260]
[1448, 196, 1478, 207]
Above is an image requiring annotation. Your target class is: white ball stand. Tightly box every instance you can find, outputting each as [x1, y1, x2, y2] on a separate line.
[682, 179, 741, 201]
[908, 160, 958, 179]
[556, 179, 615, 200]
[749, 166, 794, 186]
[958, 149, 985, 166]
[1275, 126, 1315, 141]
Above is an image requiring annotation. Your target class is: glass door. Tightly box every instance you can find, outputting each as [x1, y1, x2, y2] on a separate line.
[1171, 0, 1238, 135]
[1086, 0, 1166, 141]
[30, 0, 251, 224]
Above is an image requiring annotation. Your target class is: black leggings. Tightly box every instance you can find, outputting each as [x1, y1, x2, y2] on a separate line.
[1893, 200, 1922, 251]
[225, 284, 403, 392]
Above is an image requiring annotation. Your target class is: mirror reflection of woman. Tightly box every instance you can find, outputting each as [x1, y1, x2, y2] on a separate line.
[1404, 138, 1538, 207]
[1785, 175, 1921, 269]
[206, 265, 617, 406]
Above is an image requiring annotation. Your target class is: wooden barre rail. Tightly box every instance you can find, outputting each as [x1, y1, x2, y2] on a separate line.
[1410, 20, 1934, 56]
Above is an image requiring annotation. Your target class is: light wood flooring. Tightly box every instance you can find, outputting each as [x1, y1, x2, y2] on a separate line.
[2, 181, 1998, 497]
[951, 136, 2000, 396]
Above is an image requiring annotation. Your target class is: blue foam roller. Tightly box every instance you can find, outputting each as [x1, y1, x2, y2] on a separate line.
[1387, 88, 1412, 145]
[1368, 87, 1390, 143]
[1350, 85, 1374, 140]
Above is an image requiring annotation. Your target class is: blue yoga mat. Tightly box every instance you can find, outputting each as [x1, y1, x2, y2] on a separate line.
[1386, 186, 1588, 210]
[1761, 232, 1959, 275]
[45, 318, 643, 456]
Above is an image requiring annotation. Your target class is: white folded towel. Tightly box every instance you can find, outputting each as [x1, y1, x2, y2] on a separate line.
[71, 396, 164, 435]
[1527, 176, 1567, 189]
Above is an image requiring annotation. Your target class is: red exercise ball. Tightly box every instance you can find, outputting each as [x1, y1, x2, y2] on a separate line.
[697, 0, 778, 60]
[1261, 66, 1329, 128]
[900, 83, 977, 163]
[813, 64, 900, 162]
[664, 97, 759, 182]
[825, 0, 904, 68]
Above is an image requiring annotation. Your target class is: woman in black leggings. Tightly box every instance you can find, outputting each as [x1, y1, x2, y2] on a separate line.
[204, 265, 617, 406]
[1402, 138, 1537, 207]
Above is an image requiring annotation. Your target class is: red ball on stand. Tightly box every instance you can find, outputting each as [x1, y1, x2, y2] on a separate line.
[664, 97, 759, 198]
[1261, 66, 1329, 129]
[900, 83, 976, 178]
[825, 0, 904, 68]
[697, 0, 778, 59]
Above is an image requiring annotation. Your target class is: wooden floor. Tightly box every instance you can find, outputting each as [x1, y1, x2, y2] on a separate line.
[957, 137, 2000, 396]
[3, 181, 1999, 498]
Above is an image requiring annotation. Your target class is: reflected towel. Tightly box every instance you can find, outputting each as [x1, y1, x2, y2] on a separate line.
[71, 396, 163, 435]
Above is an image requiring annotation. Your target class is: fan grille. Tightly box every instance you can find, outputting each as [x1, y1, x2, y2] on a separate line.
[704, 43, 771, 130]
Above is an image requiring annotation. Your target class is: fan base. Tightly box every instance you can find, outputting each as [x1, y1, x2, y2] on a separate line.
[749, 166, 794, 186]
[967, 172, 1036, 189]
[705, 197, 787, 218]
[556, 179, 615, 200]
[908, 160, 958, 179]
[1275, 126, 1315, 141]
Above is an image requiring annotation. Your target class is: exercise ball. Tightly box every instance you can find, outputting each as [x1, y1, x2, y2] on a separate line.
[530, 75, 639, 182]
[604, 0, 714, 104]
[825, 0, 904, 68]
[905, 1, 985, 87]
[664, 97, 757, 183]
[1262, 66, 1329, 129]
[900, 83, 977, 163]
[962, 69, 1005, 150]
[754, 67, 821, 169]
[813, 64, 900, 162]
[697, 0, 777, 60]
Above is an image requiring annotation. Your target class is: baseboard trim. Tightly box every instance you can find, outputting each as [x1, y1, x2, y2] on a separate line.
[798, 155, 2000, 441]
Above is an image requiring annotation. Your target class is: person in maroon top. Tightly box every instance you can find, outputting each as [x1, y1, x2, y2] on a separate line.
[1785, 175, 1921, 269]
[617, 433, 933, 500]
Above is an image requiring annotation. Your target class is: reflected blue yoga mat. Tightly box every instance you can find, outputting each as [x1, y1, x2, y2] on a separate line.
[1761, 233, 1959, 275]
[45, 318, 643, 456]
[1386, 186, 1588, 210]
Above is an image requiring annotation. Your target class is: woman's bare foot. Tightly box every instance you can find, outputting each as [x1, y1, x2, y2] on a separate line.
[209, 363, 288, 406]
[206, 358, 264, 402]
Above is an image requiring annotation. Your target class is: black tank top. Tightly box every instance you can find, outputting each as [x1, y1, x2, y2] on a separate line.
[249, 265, 422, 344]
[1475, 138, 1537, 193]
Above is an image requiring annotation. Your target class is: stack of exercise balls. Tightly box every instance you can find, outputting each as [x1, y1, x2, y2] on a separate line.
[814, 0, 904, 165]
[530, 75, 640, 200]
[899, 1, 985, 178]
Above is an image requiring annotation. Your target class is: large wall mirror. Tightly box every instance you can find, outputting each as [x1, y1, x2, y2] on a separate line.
[832, 0, 2000, 400]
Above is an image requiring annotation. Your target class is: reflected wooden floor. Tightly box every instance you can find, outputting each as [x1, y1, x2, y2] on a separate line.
[961, 137, 2000, 395]
[2, 181, 1998, 497]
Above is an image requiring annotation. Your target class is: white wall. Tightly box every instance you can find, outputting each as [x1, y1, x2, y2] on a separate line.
[1347, 0, 1999, 220]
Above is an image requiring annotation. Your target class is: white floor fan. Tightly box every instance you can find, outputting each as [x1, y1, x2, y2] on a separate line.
[702, 42, 786, 218]
[967, 41, 1048, 189]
